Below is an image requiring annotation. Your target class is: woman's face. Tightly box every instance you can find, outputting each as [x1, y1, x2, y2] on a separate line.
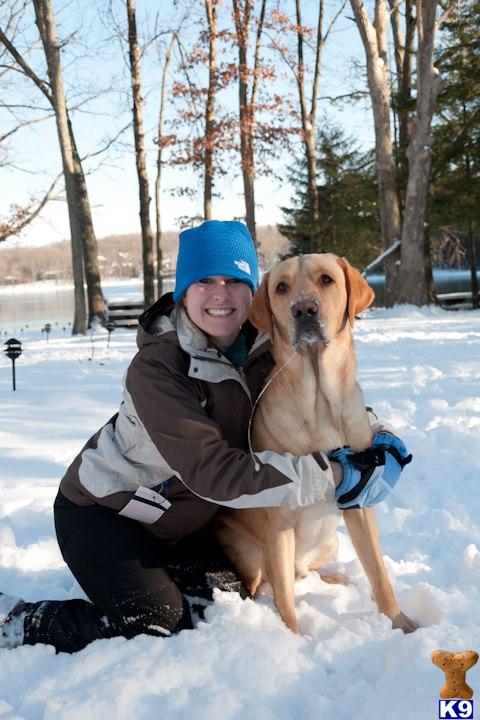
[182, 276, 253, 347]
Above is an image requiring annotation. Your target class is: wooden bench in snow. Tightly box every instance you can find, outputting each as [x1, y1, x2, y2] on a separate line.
[437, 291, 476, 308]
[106, 298, 144, 327]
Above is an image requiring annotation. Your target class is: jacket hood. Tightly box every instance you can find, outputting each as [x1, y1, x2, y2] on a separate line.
[136, 292, 176, 351]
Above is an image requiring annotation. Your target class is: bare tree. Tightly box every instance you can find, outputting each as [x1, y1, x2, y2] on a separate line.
[388, 0, 416, 193]
[232, 0, 267, 245]
[126, 0, 155, 308]
[204, 0, 218, 220]
[166, 13, 237, 223]
[269, 3, 345, 252]
[350, 0, 403, 306]
[396, 0, 442, 304]
[294, 0, 322, 239]
[155, 30, 176, 298]
[165, 2, 286, 232]
[351, 0, 447, 306]
[388, 0, 435, 303]
[31, 0, 89, 332]
[295, 0, 346, 248]
[0, 7, 106, 330]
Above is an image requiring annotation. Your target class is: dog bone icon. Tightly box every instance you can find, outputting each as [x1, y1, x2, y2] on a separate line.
[431, 650, 479, 699]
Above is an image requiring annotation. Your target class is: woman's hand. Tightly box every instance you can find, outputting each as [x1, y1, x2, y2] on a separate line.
[329, 431, 412, 509]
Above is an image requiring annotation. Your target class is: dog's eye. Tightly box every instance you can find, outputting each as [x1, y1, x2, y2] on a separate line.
[276, 281, 289, 294]
[320, 274, 333, 285]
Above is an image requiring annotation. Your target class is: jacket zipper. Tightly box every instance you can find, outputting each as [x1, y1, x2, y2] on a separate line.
[237, 364, 246, 382]
[192, 352, 253, 406]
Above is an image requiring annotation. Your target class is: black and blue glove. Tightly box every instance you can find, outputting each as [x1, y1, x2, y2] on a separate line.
[329, 431, 413, 510]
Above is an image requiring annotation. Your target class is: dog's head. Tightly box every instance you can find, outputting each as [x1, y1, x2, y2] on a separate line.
[250, 253, 374, 350]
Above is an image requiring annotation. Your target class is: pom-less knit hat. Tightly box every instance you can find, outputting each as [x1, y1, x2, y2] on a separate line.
[173, 220, 259, 302]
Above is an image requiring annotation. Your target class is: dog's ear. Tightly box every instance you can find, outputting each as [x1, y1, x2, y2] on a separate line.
[249, 272, 273, 336]
[337, 257, 375, 326]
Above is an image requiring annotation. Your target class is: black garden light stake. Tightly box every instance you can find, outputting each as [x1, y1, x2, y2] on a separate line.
[105, 320, 116, 348]
[88, 317, 103, 362]
[44, 323, 52, 342]
[89, 327, 95, 361]
[4, 338, 22, 391]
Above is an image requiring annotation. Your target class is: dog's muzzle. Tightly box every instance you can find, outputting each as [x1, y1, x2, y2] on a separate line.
[291, 295, 329, 349]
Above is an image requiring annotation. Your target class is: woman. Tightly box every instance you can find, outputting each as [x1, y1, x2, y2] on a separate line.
[0, 220, 407, 653]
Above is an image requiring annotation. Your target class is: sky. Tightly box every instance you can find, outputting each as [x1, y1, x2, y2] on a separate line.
[1, 302, 479, 717]
[0, 0, 376, 250]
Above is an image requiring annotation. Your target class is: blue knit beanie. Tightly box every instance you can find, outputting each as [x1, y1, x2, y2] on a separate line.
[173, 220, 259, 302]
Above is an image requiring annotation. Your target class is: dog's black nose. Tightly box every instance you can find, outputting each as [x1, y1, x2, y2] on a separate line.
[291, 298, 318, 319]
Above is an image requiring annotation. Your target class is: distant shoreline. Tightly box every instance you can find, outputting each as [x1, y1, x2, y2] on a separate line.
[0, 278, 144, 296]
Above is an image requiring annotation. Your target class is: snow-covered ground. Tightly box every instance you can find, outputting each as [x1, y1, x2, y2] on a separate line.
[0, 306, 479, 719]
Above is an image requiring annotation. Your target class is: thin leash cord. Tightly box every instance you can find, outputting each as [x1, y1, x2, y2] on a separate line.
[248, 350, 297, 471]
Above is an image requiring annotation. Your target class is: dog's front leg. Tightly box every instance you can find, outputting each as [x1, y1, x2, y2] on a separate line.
[343, 507, 419, 633]
[264, 513, 298, 633]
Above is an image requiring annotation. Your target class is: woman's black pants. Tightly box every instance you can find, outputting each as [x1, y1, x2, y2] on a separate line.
[19, 492, 248, 654]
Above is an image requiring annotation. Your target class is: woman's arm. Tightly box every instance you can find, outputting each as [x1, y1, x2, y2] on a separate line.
[125, 347, 336, 511]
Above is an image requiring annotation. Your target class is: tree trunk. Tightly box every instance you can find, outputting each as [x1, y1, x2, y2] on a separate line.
[32, 0, 87, 333]
[233, 0, 257, 245]
[69, 121, 105, 324]
[204, 0, 217, 221]
[424, 225, 436, 304]
[305, 132, 318, 248]
[397, 0, 441, 305]
[350, 0, 402, 306]
[389, 0, 415, 205]
[295, 0, 323, 246]
[126, 0, 155, 308]
[155, 32, 176, 300]
[468, 221, 479, 309]
[0, 22, 104, 328]
[464, 107, 478, 310]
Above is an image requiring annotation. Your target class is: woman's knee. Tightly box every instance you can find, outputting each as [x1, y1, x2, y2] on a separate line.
[108, 586, 193, 639]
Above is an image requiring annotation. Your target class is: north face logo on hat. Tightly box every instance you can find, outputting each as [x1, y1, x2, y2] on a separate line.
[234, 260, 251, 275]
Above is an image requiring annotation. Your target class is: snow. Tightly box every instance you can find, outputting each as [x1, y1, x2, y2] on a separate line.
[1, 305, 480, 719]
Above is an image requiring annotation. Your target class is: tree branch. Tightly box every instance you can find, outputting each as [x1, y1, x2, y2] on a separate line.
[436, 0, 460, 32]
[324, 0, 347, 41]
[0, 111, 55, 142]
[0, 28, 53, 103]
[310, 0, 325, 122]
[250, 0, 267, 108]
[0, 171, 62, 243]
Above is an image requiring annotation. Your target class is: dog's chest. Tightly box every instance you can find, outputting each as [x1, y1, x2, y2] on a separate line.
[294, 501, 341, 569]
[256, 393, 348, 455]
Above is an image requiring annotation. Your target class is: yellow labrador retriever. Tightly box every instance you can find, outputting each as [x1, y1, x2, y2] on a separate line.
[215, 253, 417, 634]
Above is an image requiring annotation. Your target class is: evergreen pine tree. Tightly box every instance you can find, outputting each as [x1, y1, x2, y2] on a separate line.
[278, 126, 381, 268]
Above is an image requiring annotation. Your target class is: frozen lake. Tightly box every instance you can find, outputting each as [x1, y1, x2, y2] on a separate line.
[0, 279, 175, 334]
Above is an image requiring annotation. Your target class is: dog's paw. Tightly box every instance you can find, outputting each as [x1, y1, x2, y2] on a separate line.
[320, 573, 349, 586]
[391, 611, 420, 634]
